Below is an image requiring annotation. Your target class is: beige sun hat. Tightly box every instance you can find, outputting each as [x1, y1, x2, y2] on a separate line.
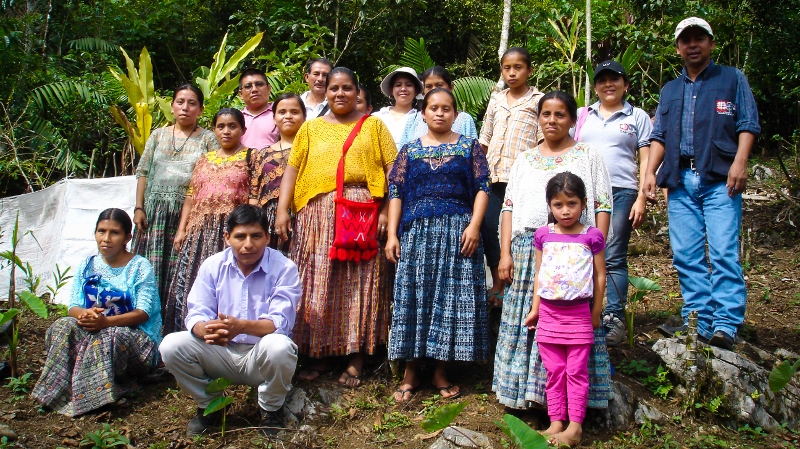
[379, 67, 424, 99]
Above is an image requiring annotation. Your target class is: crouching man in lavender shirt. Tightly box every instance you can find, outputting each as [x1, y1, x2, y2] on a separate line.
[160, 204, 301, 437]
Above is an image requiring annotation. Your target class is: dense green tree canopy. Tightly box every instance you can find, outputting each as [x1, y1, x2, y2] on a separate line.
[1, 0, 798, 196]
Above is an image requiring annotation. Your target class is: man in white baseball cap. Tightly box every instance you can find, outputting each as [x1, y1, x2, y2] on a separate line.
[643, 17, 761, 351]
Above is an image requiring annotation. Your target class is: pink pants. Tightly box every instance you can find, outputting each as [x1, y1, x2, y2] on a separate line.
[538, 341, 592, 423]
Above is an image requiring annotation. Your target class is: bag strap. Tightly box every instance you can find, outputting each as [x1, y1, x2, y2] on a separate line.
[336, 114, 370, 199]
[573, 106, 589, 141]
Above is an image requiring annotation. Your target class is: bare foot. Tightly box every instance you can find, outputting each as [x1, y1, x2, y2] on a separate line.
[550, 422, 583, 447]
[338, 354, 364, 388]
[542, 420, 565, 436]
[298, 360, 330, 382]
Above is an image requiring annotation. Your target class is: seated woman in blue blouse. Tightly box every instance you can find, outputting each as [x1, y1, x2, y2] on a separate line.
[31, 208, 162, 417]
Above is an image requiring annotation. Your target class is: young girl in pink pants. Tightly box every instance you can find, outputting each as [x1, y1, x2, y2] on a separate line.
[524, 172, 606, 447]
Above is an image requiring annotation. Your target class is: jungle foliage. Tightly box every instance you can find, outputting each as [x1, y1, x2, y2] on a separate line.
[1, 0, 799, 196]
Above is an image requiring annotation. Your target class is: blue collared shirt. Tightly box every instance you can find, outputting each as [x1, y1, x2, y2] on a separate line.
[184, 247, 301, 344]
[652, 60, 761, 157]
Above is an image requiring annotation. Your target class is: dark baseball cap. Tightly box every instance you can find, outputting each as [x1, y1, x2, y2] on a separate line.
[593, 60, 626, 81]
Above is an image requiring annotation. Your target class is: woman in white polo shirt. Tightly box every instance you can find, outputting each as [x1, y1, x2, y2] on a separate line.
[574, 60, 652, 346]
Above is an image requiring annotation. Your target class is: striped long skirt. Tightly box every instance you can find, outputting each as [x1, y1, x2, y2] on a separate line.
[492, 231, 611, 409]
[162, 214, 228, 335]
[132, 196, 183, 302]
[31, 317, 157, 417]
[290, 186, 391, 357]
[388, 214, 488, 362]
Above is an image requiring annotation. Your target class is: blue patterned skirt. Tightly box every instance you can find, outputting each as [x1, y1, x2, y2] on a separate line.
[492, 231, 611, 409]
[388, 214, 489, 362]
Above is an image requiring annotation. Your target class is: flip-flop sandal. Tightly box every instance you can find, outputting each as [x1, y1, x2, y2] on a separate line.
[393, 385, 419, 403]
[487, 291, 505, 306]
[435, 384, 461, 400]
[339, 370, 364, 388]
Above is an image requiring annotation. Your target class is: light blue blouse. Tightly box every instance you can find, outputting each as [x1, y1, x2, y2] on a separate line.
[69, 255, 162, 345]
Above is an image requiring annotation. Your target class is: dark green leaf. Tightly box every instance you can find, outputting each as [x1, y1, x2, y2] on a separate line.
[205, 377, 232, 394]
[420, 401, 468, 432]
[18, 292, 47, 318]
[0, 309, 19, 326]
[769, 359, 800, 392]
[495, 414, 549, 449]
[629, 277, 662, 292]
[205, 396, 233, 415]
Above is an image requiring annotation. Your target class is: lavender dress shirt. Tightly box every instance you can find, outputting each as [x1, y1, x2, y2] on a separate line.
[184, 246, 300, 344]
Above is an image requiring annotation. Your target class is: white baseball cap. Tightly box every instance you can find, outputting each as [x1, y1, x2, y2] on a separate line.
[674, 17, 714, 41]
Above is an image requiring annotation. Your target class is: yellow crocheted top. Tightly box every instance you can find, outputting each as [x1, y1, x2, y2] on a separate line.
[288, 116, 397, 212]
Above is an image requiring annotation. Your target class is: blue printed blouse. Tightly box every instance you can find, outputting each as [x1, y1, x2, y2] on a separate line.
[389, 135, 491, 233]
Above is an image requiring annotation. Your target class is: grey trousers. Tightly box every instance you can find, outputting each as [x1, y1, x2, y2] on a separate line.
[160, 331, 298, 411]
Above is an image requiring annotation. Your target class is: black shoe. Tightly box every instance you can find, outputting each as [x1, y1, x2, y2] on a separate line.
[259, 407, 286, 437]
[187, 407, 222, 436]
[657, 323, 687, 337]
[709, 331, 735, 351]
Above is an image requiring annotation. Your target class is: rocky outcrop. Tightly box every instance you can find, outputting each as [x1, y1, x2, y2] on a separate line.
[652, 337, 800, 431]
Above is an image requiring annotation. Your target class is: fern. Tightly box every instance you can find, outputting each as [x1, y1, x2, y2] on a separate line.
[30, 82, 108, 110]
[68, 38, 118, 54]
[452, 76, 495, 118]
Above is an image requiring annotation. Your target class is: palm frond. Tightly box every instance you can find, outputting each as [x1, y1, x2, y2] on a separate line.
[397, 38, 435, 74]
[452, 76, 495, 118]
[30, 81, 108, 110]
[68, 38, 118, 54]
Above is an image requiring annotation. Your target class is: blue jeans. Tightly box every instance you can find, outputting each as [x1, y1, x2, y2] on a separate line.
[604, 188, 638, 321]
[668, 169, 745, 340]
[482, 182, 506, 269]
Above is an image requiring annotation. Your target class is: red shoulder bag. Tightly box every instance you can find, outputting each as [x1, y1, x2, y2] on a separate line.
[329, 114, 381, 262]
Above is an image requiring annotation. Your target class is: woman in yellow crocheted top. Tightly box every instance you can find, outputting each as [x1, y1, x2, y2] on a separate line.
[275, 67, 397, 388]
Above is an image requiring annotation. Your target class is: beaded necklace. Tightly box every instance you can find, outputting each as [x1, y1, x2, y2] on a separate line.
[172, 125, 198, 154]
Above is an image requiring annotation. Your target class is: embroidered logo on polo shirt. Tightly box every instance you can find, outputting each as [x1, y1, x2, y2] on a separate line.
[619, 123, 637, 137]
[715, 101, 735, 116]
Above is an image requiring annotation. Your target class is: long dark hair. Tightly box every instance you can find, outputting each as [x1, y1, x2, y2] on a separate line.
[538, 90, 579, 122]
[173, 84, 204, 107]
[545, 172, 587, 224]
[96, 208, 133, 236]
[272, 93, 307, 119]
[419, 66, 453, 89]
[213, 108, 246, 128]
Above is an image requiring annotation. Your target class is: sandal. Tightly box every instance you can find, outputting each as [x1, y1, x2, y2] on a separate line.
[338, 370, 364, 388]
[487, 291, 505, 307]
[434, 384, 461, 400]
[392, 384, 419, 403]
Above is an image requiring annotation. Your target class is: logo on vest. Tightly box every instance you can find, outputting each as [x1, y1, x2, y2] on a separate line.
[715, 101, 735, 116]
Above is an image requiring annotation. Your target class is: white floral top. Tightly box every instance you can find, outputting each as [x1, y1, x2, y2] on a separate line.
[501, 142, 612, 238]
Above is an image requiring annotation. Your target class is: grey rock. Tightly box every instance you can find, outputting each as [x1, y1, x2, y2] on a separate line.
[635, 401, 667, 424]
[604, 382, 636, 429]
[284, 387, 315, 417]
[0, 424, 16, 441]
[316, 388, 344, 406]
[775, 348, 799, 360]
[751, 164, 774, 180]
[653, 337, 800, 431]
[430, 426, 492, 448]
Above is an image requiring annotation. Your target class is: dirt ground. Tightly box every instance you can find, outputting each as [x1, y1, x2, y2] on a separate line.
[1, 170, 799, 449]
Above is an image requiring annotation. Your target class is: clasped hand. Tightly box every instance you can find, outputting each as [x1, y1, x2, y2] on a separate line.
[77, 307, 110, 331]
[201, 314, 240, 346]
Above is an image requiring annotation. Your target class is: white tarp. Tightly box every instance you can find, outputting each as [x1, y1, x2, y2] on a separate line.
[0, 176, 137, 304]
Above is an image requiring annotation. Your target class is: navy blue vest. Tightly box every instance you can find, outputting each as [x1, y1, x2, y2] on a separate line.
[655, 63, 740, 188]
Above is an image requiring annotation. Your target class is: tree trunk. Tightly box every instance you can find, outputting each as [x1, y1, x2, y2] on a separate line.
[585, 0, 592, 106]
[495, 0, 512, 91]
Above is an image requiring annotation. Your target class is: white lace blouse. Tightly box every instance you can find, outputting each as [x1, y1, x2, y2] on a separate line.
[501, 142, 613, 238]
